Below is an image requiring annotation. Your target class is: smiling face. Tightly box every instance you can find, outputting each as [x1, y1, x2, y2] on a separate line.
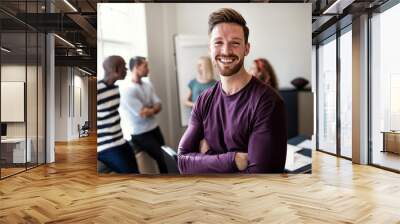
[209, 23, 250, 77]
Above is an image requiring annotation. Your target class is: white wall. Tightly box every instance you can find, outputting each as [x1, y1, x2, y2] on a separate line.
[1, 66, 26, 134]
[1, 64, 46, 163]
[55, 67, 89, 141]
[55, 67, 68, 141]
[175, 3, 312, 88]
[71, 72, 89, 140]
[145, 4, 181, 148]
[143, 3, 311, 149]
[98, 3, 312, 149]
[1, 65, 41, 137]
[77, 75, 89, 126]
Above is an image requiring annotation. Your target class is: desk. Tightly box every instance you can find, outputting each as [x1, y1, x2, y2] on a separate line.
[285, 144, 312, 173]
[286, 136, 312, 174]
[1, 138, 31, 163]
[381, 131, 400, 154]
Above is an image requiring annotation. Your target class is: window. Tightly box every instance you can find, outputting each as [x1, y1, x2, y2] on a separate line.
[317, 36, 337, 154]
[339, 28, 352, 158]
[370, 2, 400, 171]
[97, 3, 148, 80]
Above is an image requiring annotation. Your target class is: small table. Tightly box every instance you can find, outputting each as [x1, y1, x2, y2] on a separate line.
[1, 138, 32, 164]
[381, 131, 400, 154]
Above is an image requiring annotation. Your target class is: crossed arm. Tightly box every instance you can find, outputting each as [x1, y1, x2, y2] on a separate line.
[177, 121, 248, 174]
[140, 103, 161, 118]
[177, 95, 287, 174]
[122, 82, 162, 118]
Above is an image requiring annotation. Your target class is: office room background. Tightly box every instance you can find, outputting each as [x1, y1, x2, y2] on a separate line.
[97, 3, 314, 174]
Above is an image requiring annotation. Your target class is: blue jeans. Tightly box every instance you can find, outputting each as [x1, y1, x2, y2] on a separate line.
[98, 142, 139, 173]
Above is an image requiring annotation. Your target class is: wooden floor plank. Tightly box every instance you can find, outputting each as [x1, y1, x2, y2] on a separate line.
[0, 135, 399, 223]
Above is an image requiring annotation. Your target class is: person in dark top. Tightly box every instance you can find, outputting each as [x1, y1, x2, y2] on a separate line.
[178, 8, 287, 174]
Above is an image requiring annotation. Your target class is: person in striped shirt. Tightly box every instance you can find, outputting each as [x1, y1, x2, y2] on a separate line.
[97, 55, 138, 173]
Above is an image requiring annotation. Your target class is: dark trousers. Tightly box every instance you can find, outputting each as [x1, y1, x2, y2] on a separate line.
[131, 127, 168, 174]
[98, 142, 139, 173]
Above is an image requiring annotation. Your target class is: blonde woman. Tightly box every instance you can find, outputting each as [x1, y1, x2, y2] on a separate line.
[184, 56, 217, 108]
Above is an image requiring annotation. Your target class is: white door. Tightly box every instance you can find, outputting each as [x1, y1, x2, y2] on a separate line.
[174, 35, 210, 127]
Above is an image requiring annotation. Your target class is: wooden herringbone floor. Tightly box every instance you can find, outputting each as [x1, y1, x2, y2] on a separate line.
[1, 135, 400, 223]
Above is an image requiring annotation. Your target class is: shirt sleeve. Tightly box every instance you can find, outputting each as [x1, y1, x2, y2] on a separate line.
[188, 79, 194, 90]
[177, 95, 237, 174]
[148, 81, 161, 105]
[119, 84, 143, 116]
[242, 92, 288, 173]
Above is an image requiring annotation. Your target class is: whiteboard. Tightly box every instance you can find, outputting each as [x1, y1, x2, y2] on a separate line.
[1, 82, 25, 122]
[174, 35, 210, 127]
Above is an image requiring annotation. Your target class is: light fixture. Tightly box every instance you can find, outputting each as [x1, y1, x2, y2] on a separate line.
[322, 0, 355, 15]
[63, 0, 78, 12]
[1, 47, 11, 53]
[78, 67, 92, 76]
[76, 48, 86, 55]
[54, 34, 75, 48]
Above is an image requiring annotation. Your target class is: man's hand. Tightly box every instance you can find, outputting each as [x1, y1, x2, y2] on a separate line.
[199, 139, 209, 154]
[140, 107, 154, 118]
[234, 152, 248, 171]
[140, 103, 161, 118]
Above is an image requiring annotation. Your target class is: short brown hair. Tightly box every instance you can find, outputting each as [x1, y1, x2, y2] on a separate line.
[208, 8, 249, 43]
[129, 56, 147, 71]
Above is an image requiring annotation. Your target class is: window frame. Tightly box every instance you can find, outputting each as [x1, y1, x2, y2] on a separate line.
[315, 23, 353, 160]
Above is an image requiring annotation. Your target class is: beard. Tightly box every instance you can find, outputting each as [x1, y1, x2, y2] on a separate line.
[213, 54, 244, 77]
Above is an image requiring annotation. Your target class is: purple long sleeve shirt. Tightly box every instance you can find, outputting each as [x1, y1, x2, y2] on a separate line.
[178, 76, 287, 174]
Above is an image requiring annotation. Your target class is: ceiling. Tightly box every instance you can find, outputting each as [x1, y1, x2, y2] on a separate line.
[0, 0, 99, 74]
[0, 0, 392, 74]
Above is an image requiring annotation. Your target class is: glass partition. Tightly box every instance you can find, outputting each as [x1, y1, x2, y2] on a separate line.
[0, 1, 46, 179]
[317, 36, 337, 154]
[27, 31, 38, 169]
[1, 31, 28, 177]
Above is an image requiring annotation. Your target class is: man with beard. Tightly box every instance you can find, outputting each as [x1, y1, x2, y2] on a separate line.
[177, 8, 287, 174]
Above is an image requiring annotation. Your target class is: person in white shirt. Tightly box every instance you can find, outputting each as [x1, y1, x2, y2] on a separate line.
[119, 56, 168, 173]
